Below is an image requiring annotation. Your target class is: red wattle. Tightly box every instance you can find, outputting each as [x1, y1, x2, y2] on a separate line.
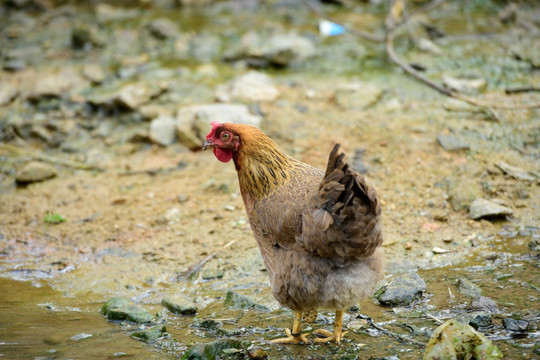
[214, 147, 233, 163]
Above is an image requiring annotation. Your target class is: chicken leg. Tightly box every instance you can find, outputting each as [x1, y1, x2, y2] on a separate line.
[270, 310, 309, 344]
[313, 310, 348, 344]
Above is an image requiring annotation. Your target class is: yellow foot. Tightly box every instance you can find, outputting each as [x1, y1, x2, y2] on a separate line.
[312, 328, 348, 344]
[270, 328, 310, 344]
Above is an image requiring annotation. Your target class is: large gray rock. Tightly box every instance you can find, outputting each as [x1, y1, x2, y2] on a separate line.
[447, 178, 483, 212]
[469, 198, 513, 220]
[0, 82, 19, 106]
[375, 272, 427, 306]
[16, 161, 57, 184]
[470, 296, 500, 315]
[28, 69, 87, 100]
[223, 291, 271, 312]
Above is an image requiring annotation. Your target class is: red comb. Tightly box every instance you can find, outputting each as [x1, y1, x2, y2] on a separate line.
[206, 121, 222, 140]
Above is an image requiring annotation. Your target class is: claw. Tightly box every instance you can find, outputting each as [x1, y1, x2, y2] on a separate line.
[312, 309, 347, 344]
[270, 328, 309, 344]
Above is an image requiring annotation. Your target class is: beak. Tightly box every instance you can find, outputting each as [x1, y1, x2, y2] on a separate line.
[202, 139, 214, 151]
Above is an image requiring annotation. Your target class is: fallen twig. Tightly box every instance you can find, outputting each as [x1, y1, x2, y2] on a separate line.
[0, 143, 106, 172]
[178, 240, 236, 281]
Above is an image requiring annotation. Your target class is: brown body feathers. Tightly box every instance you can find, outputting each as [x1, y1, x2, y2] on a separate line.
[205, 123, 384, 312]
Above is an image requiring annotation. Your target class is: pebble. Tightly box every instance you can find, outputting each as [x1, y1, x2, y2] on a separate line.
[469, 198, 513, 220]
[177, 194, 190, 203]
[447, 178, 483, 212]
[437, 133, 470, 151]
[16, 161, 57, 184]
[457, 278, 483, 299]
[470, 296, 499, 315]
[149, 115, 176, 146]
[224, 205, 236, 211]
[164, 207, 181, 224]
[375, 272, 427, 306]
[131, 325, 167, 343]
[442, 75, 487, 94]
[70, 333, 92, 341]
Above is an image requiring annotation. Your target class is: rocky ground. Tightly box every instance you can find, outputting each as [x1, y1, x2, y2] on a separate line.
[0, 0, 539, 359]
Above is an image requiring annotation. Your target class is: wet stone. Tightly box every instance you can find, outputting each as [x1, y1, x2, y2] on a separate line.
[502, 317, 529, 332]
[70, 332, 92, 341]
[437, 133, 470, 151]
[101, 297, 154, 324]
[457, 311, 492, 329]
[375, 272, 427, 306]
[470, 296, 500, 315]
[16, 161, 57, 184]
[457, 278, 483, 299]
[161, 296, 197, 315]
[469, 198, 513, 220]
[224, 291, 271, 312]
[181, 338, 249, 360]
[131, 325, 167, 343]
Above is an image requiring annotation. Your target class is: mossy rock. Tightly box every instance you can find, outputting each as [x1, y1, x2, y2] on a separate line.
[101, 297, 154, 324]
[223, 291, 270, 312]
[162, 296, 197, 315]
[131, 325, 167, 343]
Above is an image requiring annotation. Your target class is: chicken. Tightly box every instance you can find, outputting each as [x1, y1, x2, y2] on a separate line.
[203, 122, 384, 344]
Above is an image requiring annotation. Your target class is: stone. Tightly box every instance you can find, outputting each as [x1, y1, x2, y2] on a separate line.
[161, 296, 197, 315]
[469, 198, 513, 220]
[416, 37, 442, 54]
[495, 161, 536, 181]
[0, 82, 19, 106]
[447, 178, 483, 212]
[148, 18, 179, 39]
[101, 297, 154, 324]
[457, 278, 483, 299]
[470, 296, 499, 315]
[502, 318, 528, 332]
[16, 161, 57, 184]
[334, 82, 384, 110]
[264, 33, 316, 66]
[116, 81, 167, 111]
[224, 291, 271, 312]
[181, 339, 249, 360]
[82, 64, 107, 84]
[217, 71, 279, 103]
[95, 3, 139, 22]
[149, 115, 176, 146]
[71, 26, 105, 49]
[442, 75, 487, 94]
[28, 69, 86, 100]
[375, 272, 427, 306]
[437, 134, 470, 151]
[70, 333, 92, 341]
[131, 325, 167, 343]
[424, 320, 503, 360]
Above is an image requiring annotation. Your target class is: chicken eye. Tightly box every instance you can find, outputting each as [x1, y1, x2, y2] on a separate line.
[221, 132, 230, 140]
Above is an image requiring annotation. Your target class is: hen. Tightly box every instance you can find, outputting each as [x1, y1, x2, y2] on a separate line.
[203, 122, 384, 344]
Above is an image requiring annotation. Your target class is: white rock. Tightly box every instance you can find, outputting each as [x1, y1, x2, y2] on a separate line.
[224, 71, 279, 102]
[149, 115, 176, 146]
